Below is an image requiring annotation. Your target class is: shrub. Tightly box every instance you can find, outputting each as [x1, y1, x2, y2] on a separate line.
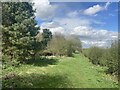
[85, 46, 104, 65]
[106, 41, 118, 74]
[99, 49, 110, 66]
[83, 40, 118, 75]
[67, 44, 73, 57]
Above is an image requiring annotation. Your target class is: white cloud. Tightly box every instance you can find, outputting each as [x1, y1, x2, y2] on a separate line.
[53, 17, 91, 30]
[70, 26, 118, 48]
[53, 17, 106, 31]
[83, 2, 111, 16]
[65, 2, 111, 17]
[92, 20, 106, 25]
[41, 22, 65, 34]
[41, 21, 118, 48]
[50, 27, 65, 34]
[105, 2, 111, 9]
[41, 22, 60, 28]
[34, 1, 116, 48]
[83, 5, 104, 16]
[33, 0, 57, 20]
[67, 11, 79, 17]
[81, 40, 108, 48]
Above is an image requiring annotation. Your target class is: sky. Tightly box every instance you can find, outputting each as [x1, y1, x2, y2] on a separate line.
[33, 0, 118, 48]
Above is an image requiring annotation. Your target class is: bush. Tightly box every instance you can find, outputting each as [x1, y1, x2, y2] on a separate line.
[67, 45, 73, 57]
[83, 46, 104, 65]
[2, 73, 21, 88]
[107, 41, 118, 74]
[83, 41, 118, 75]
[99, 49, 110, 66]
[82, 48, 89, 57]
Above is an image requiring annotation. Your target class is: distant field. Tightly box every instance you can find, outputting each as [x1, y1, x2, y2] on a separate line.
[2, 54, 118, 88]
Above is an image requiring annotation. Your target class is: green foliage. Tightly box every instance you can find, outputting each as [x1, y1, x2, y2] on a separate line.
[2, 2, 52, 67]
[83, 46, 104, 65]
[66, 44, 73, 57]
[46, 33, 67, 56]
[82, 41, 118, 75]
[89, 47, 104, 65]
[66, 35, 82, 53]
[99, 49, 110, 66]
[106, 41, 118, 74]
[2, 73, 21, 88]
[46, 33, 82, 57]
[2, 2, 39, 64]
[35, 29, 52, 55]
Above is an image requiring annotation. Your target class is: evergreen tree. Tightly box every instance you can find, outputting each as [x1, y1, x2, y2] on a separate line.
[2, 2, 52, 66]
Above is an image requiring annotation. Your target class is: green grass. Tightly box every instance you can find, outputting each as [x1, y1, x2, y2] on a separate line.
[2, 54, 118, 88]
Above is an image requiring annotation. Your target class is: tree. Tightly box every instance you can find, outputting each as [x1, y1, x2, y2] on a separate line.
[47, 33, 67, 56]
[66, 35, 82, 53]
[35, 29, 52, 58]
[46, 33, 82, 57]
[2, 2, 52, 66]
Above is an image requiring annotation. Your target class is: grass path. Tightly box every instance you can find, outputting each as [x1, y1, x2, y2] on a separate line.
[3, 54, 118, 88]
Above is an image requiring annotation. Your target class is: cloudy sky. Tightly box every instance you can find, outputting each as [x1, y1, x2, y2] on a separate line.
[33, 0, 118, 48]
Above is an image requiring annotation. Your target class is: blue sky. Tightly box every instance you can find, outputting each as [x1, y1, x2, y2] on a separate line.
[36, 2, 118, 31]
[33, 0, 118, 48]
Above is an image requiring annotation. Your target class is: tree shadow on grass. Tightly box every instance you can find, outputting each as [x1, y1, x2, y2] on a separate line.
[2, 73, 72, 88]
[25, 57, 59, 67]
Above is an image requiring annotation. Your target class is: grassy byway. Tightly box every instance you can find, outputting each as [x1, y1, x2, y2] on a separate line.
[3, 54, 118, 88]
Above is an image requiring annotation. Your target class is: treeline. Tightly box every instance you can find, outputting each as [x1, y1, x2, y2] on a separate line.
[39, 33, 82, 57]
[82, 41, 118, 75]
[2, 2, 52, 68]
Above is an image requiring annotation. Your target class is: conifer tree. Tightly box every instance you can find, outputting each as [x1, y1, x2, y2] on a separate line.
[2, 2, 52, 66]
